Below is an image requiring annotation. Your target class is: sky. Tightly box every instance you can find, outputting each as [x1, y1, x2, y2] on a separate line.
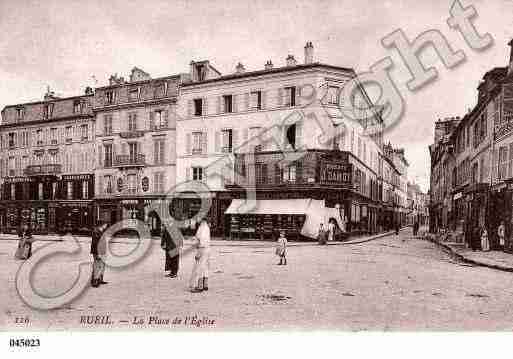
[1, 0, 513, 192]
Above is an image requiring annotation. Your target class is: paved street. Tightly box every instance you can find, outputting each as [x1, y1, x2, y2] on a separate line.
[2, 229, 513, 331]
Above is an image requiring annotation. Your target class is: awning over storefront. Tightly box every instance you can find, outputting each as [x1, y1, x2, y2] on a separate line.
[225, 198, 345, 240]
[225, 198, 312, 215]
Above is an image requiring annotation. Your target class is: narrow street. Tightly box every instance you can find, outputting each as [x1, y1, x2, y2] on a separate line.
[2, 229, 513, 331]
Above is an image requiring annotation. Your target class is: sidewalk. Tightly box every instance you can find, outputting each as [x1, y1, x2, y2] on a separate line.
[0, 228, 402, 247]
[425, 233, 513, 272]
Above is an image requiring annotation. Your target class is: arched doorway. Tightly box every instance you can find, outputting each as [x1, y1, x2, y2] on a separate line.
[148, 210, 161, 237]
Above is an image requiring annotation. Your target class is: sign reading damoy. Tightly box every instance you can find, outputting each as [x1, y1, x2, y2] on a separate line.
[62, 174, 93, 181]
[320, 162, 352, 185]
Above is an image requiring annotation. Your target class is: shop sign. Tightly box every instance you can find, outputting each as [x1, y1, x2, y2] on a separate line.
[121, 199, 139, 205]
[4, 177, 34, 183]
[62, 174, 92, 181]
[320, 162, 352, 186]
[142, 177, 149, 192]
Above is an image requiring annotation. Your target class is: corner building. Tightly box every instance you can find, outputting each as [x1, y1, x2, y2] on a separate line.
[176, 43, 385, 239]
[0, 89, 96, 234]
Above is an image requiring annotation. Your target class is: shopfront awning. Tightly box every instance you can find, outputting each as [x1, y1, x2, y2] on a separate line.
[225, 198, 312, 215]
[225, 198, 346, 240]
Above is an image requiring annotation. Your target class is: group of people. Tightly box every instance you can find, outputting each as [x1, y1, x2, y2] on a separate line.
[468, 221, 507, 252]
[317, 220, 336, 245]
[89, 218, 212, 293]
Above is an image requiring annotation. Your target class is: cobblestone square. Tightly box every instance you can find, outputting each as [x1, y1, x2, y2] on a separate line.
[2, 230, 513, 331]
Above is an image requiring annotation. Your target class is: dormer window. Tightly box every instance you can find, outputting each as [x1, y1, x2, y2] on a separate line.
[129, 87, 140, 101]
[73, 100, 82, 114]
[154, 82, 168, 98]
[16, 107, 24, 120]
[196, 64, 206, 81]
[43, 103, 54, 119]
[105, 90, 115, 105]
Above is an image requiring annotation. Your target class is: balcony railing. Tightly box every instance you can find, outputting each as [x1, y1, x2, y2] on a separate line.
[113, 154, 145, 167]
[24, 164, 62, 176]
[119, 130, 145, 139]
[228, 150, 353, 189]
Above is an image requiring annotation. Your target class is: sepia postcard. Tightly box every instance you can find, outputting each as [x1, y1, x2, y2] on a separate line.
[2, 0, 513, 355]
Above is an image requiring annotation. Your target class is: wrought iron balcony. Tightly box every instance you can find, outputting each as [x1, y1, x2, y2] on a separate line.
[113, 154, 145, 168]
[24, 164, 62, 176]
[119, 130, 145, 139]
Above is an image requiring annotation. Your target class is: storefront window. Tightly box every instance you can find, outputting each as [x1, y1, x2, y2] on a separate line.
[38, 183, 43, 200]
[67, 182, 73, 200]
[82, 181, 89, 199]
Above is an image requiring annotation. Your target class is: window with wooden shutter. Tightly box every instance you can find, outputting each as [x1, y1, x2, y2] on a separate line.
[277, 88, 284, 107]
[217, 96, 222, 114]
[186, 133, 191, 155]
[202, 131, 208, 154]
[232, 129, 238, 152]
[202, 98, 208, 116]
[215, 131, 221, 153]
[188, 100, 193, 118]
[244, 93, 250, 111]
[261, 91, 267, 109]
[232, 94, 238, 112]
[163, 110, 169, 128]
[150, 111, 155, 130]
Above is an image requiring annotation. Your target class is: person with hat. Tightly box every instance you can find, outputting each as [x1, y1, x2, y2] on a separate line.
[275, 230, 288, 265]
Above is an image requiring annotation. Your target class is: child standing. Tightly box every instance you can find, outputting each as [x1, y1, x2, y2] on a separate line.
[276, 231, 288, 265]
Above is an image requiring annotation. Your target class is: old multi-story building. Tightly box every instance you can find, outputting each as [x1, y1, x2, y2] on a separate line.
[0, 88, 96, 234]
[384, 144, 409, 227]
[176, 42, 385, 239]
[93, 68, 183, 234]
[429, 117, 460, 233]
[429, 43, 507, 246]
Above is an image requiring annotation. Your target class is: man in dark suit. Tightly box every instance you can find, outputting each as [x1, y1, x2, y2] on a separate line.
[91, 222, 108, 287]
[161, 223, 183, 278]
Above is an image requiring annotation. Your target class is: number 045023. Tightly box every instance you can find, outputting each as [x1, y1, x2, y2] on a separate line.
[9, 338, 40, 347]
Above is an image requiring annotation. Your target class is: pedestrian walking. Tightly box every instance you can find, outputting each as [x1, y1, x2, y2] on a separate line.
[498, 221, 506, 251]
[14, 223, 33, 260]
[480, 226, 490, 252]
[317, 223, 328, 245]
[275, 231, 288, 265]
[327, 220, 335, 242]
[413, 221, 419, 237]
[161, 223, 182, 278]
[90, 222, 109, 288]
[395, 221, 400, 236]
[190, 218, 211, 293]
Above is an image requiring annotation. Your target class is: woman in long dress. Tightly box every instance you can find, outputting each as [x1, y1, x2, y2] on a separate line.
[190, 219, 211, 293]
[15, 223, 33, 260]
[480, 226, 490, 252]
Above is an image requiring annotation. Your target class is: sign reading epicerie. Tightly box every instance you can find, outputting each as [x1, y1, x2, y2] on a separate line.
[320, 162, 352, 186]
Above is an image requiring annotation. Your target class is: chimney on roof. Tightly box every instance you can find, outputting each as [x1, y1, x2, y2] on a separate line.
[44, 85, 59, 101]
[304, 41, 314, 64]
[286, 55, 297, 67]
[508, 39, 513, 75]
[84, 86, 94, 95]
[264, 60, 273, 70]
[235, 62, 245, 74]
